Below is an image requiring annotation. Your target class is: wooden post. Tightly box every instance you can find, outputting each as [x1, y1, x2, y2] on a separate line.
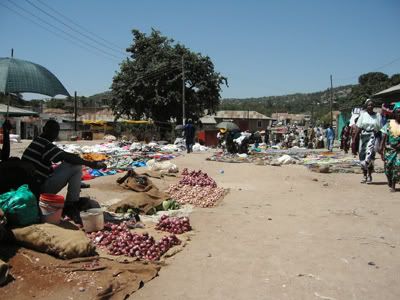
[74, 91, 77, 132]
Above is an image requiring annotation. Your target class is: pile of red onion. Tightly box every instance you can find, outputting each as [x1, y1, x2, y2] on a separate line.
[167, 168, 224, 207]
[167, 184, 225, 207]
[87, 222, 181, 261]
[180, 168, 217, 187]
[155, 215, 191, 234]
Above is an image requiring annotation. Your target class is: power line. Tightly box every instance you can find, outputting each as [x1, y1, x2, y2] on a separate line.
[0, 2, 119, 63]
[336, 56, 400, 82]
[25, 0, 127, 57]
[6, 0, 123, 61]
[36, 0, 125, 52]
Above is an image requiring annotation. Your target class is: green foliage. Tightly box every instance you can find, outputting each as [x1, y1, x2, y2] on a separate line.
[45, 98, 66, 109]
[111, 29, 228, 123]
[338, 72, 400, 109]
[220, 85, 352, 118]
[222, 72, 400, 119]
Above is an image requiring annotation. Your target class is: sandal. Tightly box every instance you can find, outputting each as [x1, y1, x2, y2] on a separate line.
[361, 176, 367, 183]
[366, 176, 372, 184]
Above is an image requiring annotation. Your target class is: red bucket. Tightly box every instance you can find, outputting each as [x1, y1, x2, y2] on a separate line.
[39, 194, 65, 224]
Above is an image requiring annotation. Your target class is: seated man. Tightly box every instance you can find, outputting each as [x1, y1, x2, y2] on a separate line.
[22, 120, 105, 215]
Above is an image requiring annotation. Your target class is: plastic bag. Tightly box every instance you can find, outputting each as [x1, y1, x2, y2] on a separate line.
[0, 185, 39, 226]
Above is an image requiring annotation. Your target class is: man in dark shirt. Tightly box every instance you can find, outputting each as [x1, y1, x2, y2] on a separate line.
[183, 119, 195, 153]
[22, 120, 105, 207]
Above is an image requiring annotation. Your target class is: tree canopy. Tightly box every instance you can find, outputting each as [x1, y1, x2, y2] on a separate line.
[111, 29, 227, 123]
[340, 72, 400, 109]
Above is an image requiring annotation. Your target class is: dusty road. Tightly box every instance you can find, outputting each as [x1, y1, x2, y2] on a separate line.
[131, 152, 399, 300]
[9, 142, 400, 299]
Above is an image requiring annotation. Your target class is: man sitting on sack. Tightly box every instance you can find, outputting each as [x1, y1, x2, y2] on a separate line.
[22, 120, 106, 218]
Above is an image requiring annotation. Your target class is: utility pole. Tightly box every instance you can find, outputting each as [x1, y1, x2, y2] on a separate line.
[182, 55, 186, 125]
[247, 109, 250, 130]
[74, 91, 78, 132]
[330, 75, 333, 127]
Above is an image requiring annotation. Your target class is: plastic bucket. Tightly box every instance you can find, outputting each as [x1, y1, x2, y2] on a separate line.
[39, 194, 65, 224]
[80, 208, 104, 232]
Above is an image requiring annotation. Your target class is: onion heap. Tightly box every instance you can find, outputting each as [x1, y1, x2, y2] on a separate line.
[180, 168, 217, 187]
[167, 168, 224, 207]
[155, 215, 192, 234]
[87, 222, 181, 261]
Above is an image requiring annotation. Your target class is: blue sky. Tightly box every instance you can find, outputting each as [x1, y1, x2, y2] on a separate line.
[1, 0, 399, 99]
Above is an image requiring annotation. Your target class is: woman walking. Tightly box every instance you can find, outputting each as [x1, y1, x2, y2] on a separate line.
[354, 99, 382, 184]
[340, 122, 351, 153]
[380, 103, 400, 192]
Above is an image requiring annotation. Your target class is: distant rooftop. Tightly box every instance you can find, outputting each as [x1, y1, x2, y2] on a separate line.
[0, 104, 38, 116]
[199, 115, 217, 124]
[216, 110, 271, 120]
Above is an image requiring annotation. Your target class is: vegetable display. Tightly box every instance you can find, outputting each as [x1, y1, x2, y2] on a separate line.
[167, 168, 224, 207]
[87, 222, 181, 261]
[155, 215, 192, 234]
[180, 168, 217, 187]
[167, 185, 224, 207]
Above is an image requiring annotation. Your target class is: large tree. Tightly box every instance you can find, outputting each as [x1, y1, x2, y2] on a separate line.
[111, 29, 227, 123]
[341, 72, 400, 109]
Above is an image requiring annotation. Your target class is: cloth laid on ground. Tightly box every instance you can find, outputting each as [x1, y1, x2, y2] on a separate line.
[109, 171, 168, 214]
[108, 193, 166, 215]
[82, 167, 124, 181]
[301, 152, 373, 174]
[81, 153, 109, 161]
[59, 257, 160, 300]
[0, 259, 8, 286]
[0, 185, 39, 226]
[146, 159, 178, 174]
[137, 170, 177, 179]
[0, 249, 159, 300]
[206, 152, 252, 163]
[12, 223, 96, 259]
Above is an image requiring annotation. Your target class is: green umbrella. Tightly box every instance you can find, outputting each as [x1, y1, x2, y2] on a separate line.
[0, 57, 70, 115]
[216, 121, 239, 130]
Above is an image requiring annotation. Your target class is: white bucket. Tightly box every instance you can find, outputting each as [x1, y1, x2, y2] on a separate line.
[80, 208, 104, 232]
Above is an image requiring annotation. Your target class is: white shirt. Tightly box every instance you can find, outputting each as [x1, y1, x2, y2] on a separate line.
[356, 111, 381, 132]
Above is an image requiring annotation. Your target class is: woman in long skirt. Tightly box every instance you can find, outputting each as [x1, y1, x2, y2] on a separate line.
[380, 103, 400, 192]
[340, 122, 351, 153]
[355, 99, 382, 183]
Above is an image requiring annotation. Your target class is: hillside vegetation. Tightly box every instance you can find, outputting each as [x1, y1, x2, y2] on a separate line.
[3, 72, 398, 121]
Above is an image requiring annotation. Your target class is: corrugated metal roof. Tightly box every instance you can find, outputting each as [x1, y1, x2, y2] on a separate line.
[216, 110, 271, 120]
[373, 83, 400, 97]
[0, 104, 38, 116]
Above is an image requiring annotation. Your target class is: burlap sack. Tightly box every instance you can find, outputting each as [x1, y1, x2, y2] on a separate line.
[12, 223, 95, 259]
[108, 192, 166, 215]
[60, 257, 160, 300]
[112, 171, 168, 214]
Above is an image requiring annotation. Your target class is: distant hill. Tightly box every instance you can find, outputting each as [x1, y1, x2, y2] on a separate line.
[220, 84, 355, 118]
[85, 91, 112, 104]
[15, 85, 354, 119]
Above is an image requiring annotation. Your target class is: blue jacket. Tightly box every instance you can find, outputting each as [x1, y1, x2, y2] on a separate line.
[326, 128, 335, 140]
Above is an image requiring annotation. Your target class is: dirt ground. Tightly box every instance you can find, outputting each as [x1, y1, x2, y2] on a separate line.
[5, 141, 400, 299]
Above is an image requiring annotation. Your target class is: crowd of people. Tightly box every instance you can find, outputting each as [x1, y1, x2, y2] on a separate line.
[268, 124, 336, 150]
[1, 98, 399, 231]
[343, 99, 400, 191]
